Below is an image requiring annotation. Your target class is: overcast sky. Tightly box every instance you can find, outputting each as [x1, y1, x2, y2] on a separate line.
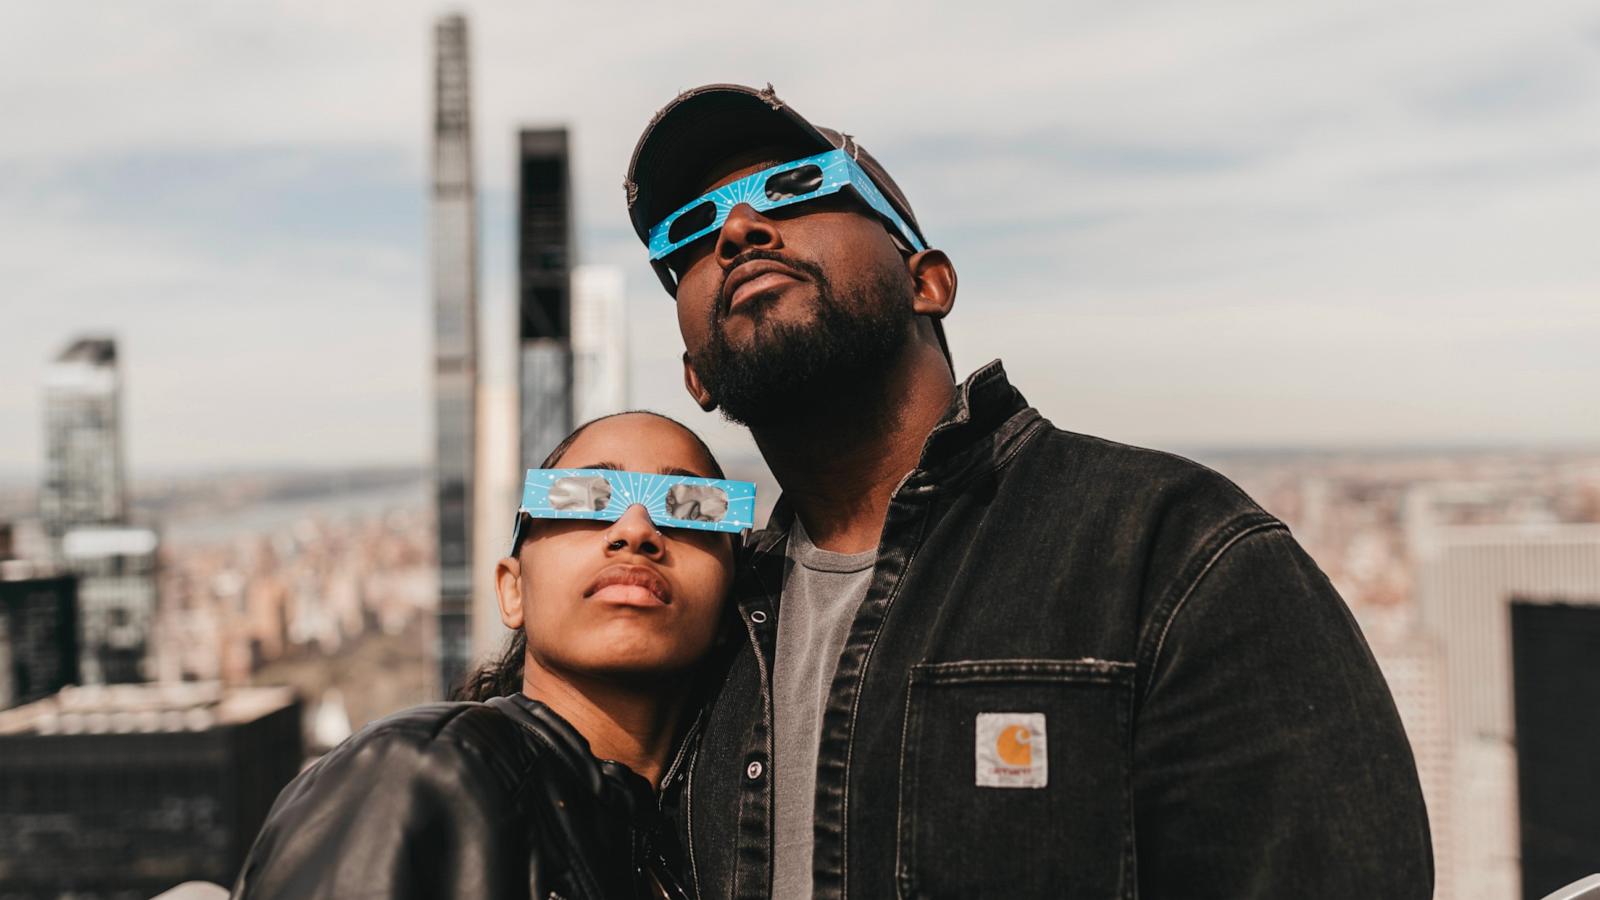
[1, 0, 1597, 477]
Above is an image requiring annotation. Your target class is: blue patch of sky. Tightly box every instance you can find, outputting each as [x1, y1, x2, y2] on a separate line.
[1362, 148, 1600, 192]
[10, 144, 423, 257]
[875, 129, 1265, 177]
[1416, 53, 1593, 121]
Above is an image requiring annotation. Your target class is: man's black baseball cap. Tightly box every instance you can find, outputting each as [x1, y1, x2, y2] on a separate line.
[624, 82, 949, 363]
[625, 83, 928, 259]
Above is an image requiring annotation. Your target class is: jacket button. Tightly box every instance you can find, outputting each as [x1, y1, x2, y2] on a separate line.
[750, 610, 768, 624]
[746, 760, 764, 780]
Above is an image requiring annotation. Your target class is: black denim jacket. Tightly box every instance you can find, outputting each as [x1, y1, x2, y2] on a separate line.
[663, 361, 1432, 900]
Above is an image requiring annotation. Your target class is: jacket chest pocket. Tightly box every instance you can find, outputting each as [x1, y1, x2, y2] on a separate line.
[895, 659, 1135, 900]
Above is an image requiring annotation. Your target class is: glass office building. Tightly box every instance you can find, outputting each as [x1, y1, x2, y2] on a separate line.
[40, 337, 126, 555]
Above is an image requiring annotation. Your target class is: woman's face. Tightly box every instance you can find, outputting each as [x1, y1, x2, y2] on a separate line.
[496, 413, 736, 684]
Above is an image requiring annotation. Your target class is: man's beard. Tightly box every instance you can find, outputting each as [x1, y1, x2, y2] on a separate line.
[690, 251, 913, 428]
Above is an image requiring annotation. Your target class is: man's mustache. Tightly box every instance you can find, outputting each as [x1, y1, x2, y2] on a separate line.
[715, 249, 820, 320]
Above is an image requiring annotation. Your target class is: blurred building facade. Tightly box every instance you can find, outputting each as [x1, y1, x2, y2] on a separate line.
[0, 682, 302, 900]
[571, 265, 629, 424]
[431, 13, 479, 696]
[39, 338, 126, 552]
[470, 383, 518, 665]
[37, 335, 161, 685]
[1407, 485, 1600, 899]
[0, 571, 79, 710]
[61, 525, 160, 684]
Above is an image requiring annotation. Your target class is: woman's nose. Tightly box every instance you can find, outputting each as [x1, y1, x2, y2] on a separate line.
[604, 504, 663, 558]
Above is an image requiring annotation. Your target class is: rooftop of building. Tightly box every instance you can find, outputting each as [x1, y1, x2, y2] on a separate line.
[56, 336, 117, 366]
[61, 525, 159, 559]
[0, 681, 297, 737]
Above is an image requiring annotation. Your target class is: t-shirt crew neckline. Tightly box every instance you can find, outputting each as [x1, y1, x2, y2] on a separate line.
[787, 517, 877, 575]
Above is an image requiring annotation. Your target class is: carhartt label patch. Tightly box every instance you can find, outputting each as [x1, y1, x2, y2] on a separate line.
[975, 712, 1047, 788]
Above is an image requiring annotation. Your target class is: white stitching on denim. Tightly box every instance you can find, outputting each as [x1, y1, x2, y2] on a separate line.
[1143, 519, 1284, 704]
[916, 657, 1135, 673]
[892, 678, 917, 898]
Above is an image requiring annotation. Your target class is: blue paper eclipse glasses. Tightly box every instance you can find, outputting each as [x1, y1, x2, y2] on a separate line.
[647, 149, 927, 262]
[510, 468, 757, 553]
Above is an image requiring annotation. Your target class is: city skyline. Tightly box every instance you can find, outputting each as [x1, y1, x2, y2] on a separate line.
[0, 0, 1596, 479]
[3, 6, 1595, 892]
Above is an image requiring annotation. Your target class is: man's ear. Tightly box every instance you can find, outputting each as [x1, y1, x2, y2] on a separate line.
[682, 352, 717, 412]
[495, 556, 525, 629]
[907, 249, 957, 320]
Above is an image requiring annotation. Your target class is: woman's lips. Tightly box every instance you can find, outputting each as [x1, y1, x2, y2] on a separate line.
[583, 564, 671, 607]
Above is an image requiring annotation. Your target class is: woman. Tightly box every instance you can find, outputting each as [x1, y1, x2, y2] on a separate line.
[232, 411, 748, 900]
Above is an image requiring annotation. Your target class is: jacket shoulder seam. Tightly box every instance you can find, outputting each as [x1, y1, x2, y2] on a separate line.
[1138, 515, 1286, 704]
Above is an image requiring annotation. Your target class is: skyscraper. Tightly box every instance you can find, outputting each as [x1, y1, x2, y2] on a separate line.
[1366, 628, 1456, 900]
[1408, 483, 1600, 899]
[0, 572, 79, 709]
[38, 336, 160, 685]
[431, 13, 478, 696]
[61, 525, 159, 684]
[571, 265, 629, 424]
[1511, 597, 1600, 900]
[40, 337, 126, 554]
[0, 683, 302, 897]
[517, 128, 573, 469]
[470, 382, 518, 665]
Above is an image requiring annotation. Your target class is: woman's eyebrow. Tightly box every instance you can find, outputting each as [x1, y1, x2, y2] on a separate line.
[567, 462, 709, 478]
[657, 466, 705, 478]
[570, 461, 623, 471]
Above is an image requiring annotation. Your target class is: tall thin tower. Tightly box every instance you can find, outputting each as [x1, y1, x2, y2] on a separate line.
[517, 128, 574, 468]
[431, 14, 478, 696]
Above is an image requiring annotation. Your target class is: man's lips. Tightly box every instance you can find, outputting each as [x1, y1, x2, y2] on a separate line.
[583, 564, 671, 607]
[723, 259, 806, 313]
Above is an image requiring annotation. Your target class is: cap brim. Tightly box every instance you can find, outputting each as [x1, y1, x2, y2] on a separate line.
[627, 85, 837, 245]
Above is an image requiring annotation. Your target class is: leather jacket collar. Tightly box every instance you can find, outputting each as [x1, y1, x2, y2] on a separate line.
[489, 693, 658, 818]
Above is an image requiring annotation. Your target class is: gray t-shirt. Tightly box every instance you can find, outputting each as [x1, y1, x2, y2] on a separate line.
[771, 519, 877, 900]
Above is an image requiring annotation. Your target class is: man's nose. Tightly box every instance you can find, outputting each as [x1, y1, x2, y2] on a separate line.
[604, 504, 663, 558]
[716, 203, 782, 264]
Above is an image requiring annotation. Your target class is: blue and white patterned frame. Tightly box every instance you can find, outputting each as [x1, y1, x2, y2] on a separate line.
[517, 468, 757, 535]
[647, 148, 927, 261]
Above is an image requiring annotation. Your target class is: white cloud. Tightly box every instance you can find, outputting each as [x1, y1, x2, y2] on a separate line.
[2, 0, 1597, 473]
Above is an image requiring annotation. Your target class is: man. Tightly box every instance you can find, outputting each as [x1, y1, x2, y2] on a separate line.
[625, 84, 1432, 899]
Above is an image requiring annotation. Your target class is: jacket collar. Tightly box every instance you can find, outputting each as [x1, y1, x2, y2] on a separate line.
[915, 358, 1034, 479]
[747, 358, 1037, 558]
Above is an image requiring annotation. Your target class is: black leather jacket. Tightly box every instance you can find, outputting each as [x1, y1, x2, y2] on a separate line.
[232, 694, 690, 900]
[665, 360, 1432, 899]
